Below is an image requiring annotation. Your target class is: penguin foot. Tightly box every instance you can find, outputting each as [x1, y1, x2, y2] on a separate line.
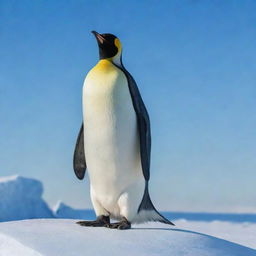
[77, 215, 110, 227]
[106, 218, 131, 230]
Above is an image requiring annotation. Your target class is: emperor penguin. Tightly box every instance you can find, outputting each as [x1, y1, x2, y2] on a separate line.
[73, 31, 174, 229]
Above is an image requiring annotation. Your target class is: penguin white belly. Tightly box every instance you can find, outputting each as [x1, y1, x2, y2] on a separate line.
[83, 60, 144, 221]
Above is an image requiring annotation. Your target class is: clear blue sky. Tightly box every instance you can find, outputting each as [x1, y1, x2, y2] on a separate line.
[1, 0, 256, 212]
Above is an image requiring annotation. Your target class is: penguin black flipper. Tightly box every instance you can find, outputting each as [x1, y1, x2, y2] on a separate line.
[119, 65, 174, 226]
[119, 66, 151, 181]
[73, 124, 87, 180]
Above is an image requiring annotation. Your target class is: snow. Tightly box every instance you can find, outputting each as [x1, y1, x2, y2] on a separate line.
[175, 219, 256, 249]
[0, 176, 53, 222]
[0, 233, 42, 256]
[0, 219, 255, 256]
[0, 175, 256, 255]
[53, 202, 256, 249]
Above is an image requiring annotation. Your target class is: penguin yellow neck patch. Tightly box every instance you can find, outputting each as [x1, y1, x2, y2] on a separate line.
[114, 38, 122, 53]
[94, 59, 115, 72]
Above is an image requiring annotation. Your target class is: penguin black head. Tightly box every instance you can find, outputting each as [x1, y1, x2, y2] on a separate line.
[91, 31, 122, 63]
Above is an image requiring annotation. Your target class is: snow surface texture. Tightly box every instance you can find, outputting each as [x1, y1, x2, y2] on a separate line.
[0, 176, 53, 222]
[175, 219, 256, 250]
[0, 219, 255, 256]
[1, 176, 256, 254]
[54, 202, 256, 249]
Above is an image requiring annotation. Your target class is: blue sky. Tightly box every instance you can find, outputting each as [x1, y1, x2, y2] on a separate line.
[1, 0, 256, 212]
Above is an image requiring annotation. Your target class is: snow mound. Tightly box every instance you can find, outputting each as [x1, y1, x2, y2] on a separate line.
[0, 176, 53, 222]
[0, 219, 255, 256]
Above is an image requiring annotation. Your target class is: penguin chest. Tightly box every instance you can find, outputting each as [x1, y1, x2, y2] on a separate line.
[83, 61, 142, 200]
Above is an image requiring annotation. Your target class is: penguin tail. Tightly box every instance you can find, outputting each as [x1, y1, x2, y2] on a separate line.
[135, 182, 175, 226]
[136, 208, 175, 225]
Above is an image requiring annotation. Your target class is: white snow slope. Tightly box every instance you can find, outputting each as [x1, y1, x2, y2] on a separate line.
[175, 219, 256, 250]
[54, 202, 256, 249]
[0, 219, 255, 256]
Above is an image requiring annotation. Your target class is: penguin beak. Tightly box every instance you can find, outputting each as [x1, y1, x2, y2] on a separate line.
[91, 31, 105, 45]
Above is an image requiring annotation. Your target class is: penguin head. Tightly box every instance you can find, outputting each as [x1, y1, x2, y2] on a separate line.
[91, 31, 122, 65]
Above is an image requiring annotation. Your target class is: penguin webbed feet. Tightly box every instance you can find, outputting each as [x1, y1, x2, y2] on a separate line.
[76, 215, 110, 227]
[105, 217, 131, 230]
[77, 216, 131, 230]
